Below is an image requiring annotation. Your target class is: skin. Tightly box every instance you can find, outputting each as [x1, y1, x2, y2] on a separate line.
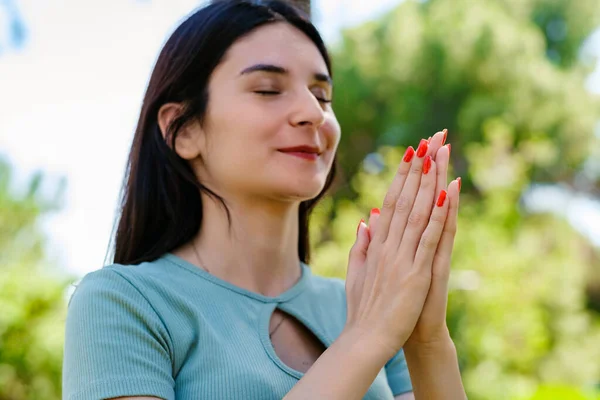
[160, 22, 340, 297]
[112, 23, 465, 400]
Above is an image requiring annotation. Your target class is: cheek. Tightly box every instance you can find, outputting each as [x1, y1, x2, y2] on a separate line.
[322, 115, 341, 150]
[204, 116, 274, 176]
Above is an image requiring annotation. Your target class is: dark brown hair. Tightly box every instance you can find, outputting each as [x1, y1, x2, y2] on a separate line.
[111, 0, 336, 265]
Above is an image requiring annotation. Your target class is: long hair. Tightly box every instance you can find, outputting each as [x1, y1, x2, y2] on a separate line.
[112, 0, 337, 266]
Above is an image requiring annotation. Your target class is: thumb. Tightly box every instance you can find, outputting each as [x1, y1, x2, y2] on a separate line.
[346, 219, 370, 303]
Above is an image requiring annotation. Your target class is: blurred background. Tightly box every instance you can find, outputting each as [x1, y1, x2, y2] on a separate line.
[1, 0, 600, 399]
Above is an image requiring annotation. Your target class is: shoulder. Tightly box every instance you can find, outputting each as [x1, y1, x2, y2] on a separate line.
[67, 263, 161, 324]
[69, 262, 149, 305]
[69, 255, 184, 306]
[63, 262, 176, 400]
[67, 257, 185, 330]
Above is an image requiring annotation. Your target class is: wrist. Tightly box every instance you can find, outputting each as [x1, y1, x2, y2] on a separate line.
[403, 331, 455, 359]
[340, 326, 399, 364]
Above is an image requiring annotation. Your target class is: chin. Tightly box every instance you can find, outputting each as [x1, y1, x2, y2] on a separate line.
[271, 177, 328, 202]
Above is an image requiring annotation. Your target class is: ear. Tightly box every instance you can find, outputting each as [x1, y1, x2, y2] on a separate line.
[157, 102, 204, 160]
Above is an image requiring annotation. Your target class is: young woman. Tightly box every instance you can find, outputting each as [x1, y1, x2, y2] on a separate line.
[62, 1, 465, 399]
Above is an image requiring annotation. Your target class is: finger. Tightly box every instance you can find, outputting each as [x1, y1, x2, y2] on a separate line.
[412, 188, 450, 272]
[420, 179, 460, 325]
[373, 142, 422, 244]
[431, 178, 460, 279]
[397, 157, 438, 258]
[383, 140, 430, 247]
[346, 219, 370, 323]
[367, 208, 380, 239]
[434, 144, 450, 208]
[426, 128, 448, 160]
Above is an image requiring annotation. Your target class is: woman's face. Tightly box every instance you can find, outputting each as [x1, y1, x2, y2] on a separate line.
[193, 22, 340, 204]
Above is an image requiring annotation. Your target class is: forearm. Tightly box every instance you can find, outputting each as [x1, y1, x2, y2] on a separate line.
[284, 328, 392, 400]
[404, 338, 466, 400]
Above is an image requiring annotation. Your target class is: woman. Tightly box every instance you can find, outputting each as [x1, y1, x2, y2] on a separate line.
[62, 1, 465, 399]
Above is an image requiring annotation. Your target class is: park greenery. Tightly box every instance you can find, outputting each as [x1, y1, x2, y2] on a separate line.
[1, 0, 600, 398]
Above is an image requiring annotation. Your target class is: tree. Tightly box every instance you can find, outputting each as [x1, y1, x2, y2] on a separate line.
[330, 0, 600, 195]
[0, 158, 74, 400]
[309, 0, 600, 398]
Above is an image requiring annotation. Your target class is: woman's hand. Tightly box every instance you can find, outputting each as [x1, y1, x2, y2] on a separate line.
[407, 130, 460, 347]
[367, 130, 461, 349]
[344, 131, 457, 358]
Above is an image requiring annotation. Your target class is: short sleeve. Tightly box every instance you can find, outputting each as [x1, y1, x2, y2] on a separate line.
[385, 348, 413, 395]
[62, 268, 175, 400]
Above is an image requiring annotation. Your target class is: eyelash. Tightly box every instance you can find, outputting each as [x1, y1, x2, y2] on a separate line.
[254, 91, 332, 104]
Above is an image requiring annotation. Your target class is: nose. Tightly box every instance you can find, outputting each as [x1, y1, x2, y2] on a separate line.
[289, 89, 326, 129]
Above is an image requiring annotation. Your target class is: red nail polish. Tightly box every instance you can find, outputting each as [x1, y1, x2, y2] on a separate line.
[457, 177, 462, 192]
[371, 208, 380, 216]
[423, 156, 432, 175]
[403, 146, 415, 163]
[436, 190, 447, 207]
[416, 139, 428, 158]
[447, 143, 451, 157]
[356, 218, 365, 235]
[442, 129, 448, 145]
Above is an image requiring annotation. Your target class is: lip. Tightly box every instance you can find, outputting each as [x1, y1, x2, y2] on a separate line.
[278, 145, 322, 161]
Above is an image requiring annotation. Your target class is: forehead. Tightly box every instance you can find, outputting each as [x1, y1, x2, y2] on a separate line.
[218, 22, 328, 76]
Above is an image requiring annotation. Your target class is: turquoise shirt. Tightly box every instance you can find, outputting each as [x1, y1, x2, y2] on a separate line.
[63, 254, 412, 399]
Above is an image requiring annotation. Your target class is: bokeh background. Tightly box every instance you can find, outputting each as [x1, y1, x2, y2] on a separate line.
[1, 0, 600, 399]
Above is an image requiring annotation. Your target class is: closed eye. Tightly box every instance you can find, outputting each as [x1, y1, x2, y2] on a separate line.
[254, 91, 331, 104]
[254, 90, 280, 96]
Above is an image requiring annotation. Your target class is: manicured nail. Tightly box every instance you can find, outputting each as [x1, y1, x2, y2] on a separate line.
[423, 156, 432, 174]
[416, 139, 428, 158]
[403, 146, 415, 162]
[446, 143, 451, 157]
[436, 190, 447, 207]
[357, 218, 365, 235]
[442, 129, 448, 145]
[371, 208, 380, 216]
[457, 177, 462, 192]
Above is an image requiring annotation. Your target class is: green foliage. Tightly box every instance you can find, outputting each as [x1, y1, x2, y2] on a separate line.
[2, 0, 600, 398]
[0, 158, 74, 400]
[312, 1, 600, 398]
[312, 143, 600, 399]
[331, 0, 600, 189]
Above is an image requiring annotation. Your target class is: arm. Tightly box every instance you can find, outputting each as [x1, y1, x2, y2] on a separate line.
[403, 338, 466, 400]
[283, 328, 393, 400]
[63, 269, 174, 400]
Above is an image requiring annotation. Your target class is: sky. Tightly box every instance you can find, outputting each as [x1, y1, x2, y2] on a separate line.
[1, 0, 600, 276]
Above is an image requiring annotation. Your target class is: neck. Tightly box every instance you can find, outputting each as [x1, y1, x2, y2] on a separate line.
[180, 193, 303, 297]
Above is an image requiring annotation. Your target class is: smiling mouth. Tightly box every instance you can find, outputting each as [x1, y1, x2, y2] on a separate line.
[279, 151, 319, 161]
[277, 145, 322, 161]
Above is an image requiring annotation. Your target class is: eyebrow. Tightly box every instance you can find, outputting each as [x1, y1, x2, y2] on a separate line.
[239, 63, 332, 85]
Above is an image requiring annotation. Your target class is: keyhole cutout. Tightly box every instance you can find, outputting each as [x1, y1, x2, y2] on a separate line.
[269, 308, 327, 374]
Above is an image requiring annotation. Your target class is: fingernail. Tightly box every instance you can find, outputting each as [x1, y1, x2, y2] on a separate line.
[423, 156, 432, 174]
[427, 136, 432, 143]
[370, 208, 380, 216]
[436, 190, 447, 207]
[446, 143, 451, 157]
[403, 146, 415, 162]
[357, 218, 365, 235]
[457, 177, 462, 192]
[442, 129, 448, 145]
[416, 139, 428, 158]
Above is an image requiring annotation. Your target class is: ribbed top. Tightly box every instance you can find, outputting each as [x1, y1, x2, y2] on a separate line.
[62, 254, 412, 399]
